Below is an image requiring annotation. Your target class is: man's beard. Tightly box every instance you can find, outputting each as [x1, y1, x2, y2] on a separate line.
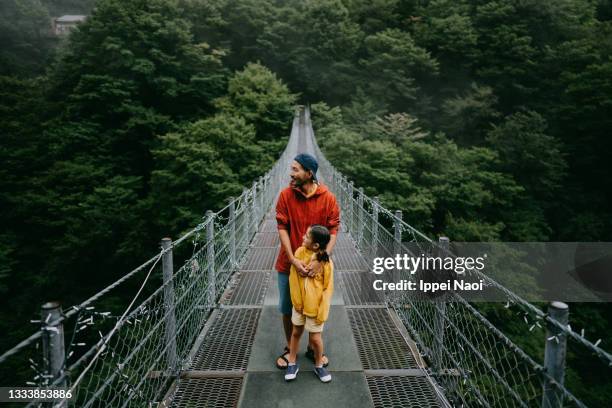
[291, 177, 306, 187]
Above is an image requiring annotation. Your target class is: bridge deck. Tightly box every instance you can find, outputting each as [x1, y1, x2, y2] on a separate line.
[168, 201, 444, 407]
[166, 109, 444, 407]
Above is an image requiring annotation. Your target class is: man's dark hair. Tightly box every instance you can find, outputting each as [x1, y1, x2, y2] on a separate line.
[294, 153, 318, 182]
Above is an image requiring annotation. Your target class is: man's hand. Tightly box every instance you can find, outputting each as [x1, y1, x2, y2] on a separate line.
[291, 257, 309, 277]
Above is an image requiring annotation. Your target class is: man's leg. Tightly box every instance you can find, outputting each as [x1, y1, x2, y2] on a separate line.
[307, 336, 329, 366]
[276, 272, 293, 368]
[282, 314, 292, 344]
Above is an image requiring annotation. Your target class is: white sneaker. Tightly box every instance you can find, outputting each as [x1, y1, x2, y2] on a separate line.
[314, 366, 331, 383]
[285, 363, 299, 381]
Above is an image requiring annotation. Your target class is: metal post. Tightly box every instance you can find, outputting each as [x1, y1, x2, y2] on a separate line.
[263, 175, 268, 209]
[371, 196, 379, 263]
[206, 210, 216, 307]
[251, 181, 258, 233]
[336, 172, 340, 194]
[41, 302, 66, 390]
[542, 301, 569, 408]
[333, 171, 338, 193]
[243, 187, 250, 240]
[259, 176, 264, 215]
[229, 198, 236, 269]
[161, 238, 178, 371]
[393, 211, 403, 289]
[393, 210, 403, 245]
[357, 188, 364, 248]
[338, 174, 348, 212]
[348, 181, 354, 234]
[433, 236, 449, 373]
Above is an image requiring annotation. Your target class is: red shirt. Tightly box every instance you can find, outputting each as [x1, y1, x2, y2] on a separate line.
[275, 182, 340, 274]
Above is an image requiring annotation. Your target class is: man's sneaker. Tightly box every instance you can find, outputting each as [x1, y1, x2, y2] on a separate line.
[314, 366, 332, 383]
[285, 363, 299, 381]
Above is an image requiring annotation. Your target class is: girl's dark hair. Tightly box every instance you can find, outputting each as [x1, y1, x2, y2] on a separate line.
[310, 224, 331, 262]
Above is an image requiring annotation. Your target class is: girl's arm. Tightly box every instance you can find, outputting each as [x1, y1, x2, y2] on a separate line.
[289, 266, 303, 313]
[315, 262, 334, 324]
[290, 247, 305, 312]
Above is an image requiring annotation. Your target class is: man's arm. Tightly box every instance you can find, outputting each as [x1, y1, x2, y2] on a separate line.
[326, 234, 337, 256]
[325, 193, 340, 256]
[278, 229, 309, 276]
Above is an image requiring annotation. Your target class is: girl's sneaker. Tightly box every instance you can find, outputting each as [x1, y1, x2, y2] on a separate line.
[314, 366, 332, 383]
[285, 363, 299, 381]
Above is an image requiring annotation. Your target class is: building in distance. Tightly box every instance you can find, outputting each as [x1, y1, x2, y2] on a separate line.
[53, 15, 87, 36]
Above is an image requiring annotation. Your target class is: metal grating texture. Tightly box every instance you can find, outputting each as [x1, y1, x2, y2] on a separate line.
[333, 247, 369, 271]
[348, 308, 417, 369]
[334, 232, 355, 248]
[189, 309, 260, 371]
[260, 219, 278, 232]
[367, 376, 442, 408]
[170, 377, 242, 408]
[340, 271, 383, 305]
[222, 271, 270, 305]
[250, 232, 279, 247]
[240, 247, 278, 270]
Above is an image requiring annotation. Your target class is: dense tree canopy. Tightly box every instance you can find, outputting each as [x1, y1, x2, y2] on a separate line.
[1, 0, 611, 403]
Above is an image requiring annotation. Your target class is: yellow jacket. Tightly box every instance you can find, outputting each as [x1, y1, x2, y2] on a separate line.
[289, 246, 334, 324]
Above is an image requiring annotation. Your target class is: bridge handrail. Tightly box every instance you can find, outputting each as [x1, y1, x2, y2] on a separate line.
[306, 104, 611, 408]
[0, 109, 301, 407]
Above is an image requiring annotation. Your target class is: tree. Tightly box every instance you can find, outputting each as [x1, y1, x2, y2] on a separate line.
[345, 0, 401, 34]
[0, 0, 52, 75]
[214, 62, 297, 141]
[486, 110, 567, 204]
[412, 0, 478, 66]
[360, 28, 439, 110]
[440, 83, 501, 145]
[313, 105, 526, 239]
[1, 0, 231, 312]
[152, 114, 263, 232]
[257, 0, 364, 103]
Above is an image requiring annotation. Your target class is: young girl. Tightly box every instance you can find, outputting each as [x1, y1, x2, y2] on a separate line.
[285, 224, 334, 383]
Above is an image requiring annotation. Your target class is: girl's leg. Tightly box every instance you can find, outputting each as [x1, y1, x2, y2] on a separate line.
[288, 324, 304, 363]
[309, 332, 325, 366]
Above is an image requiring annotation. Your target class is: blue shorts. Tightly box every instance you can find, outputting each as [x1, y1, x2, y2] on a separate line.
[277, 272, 292, 316]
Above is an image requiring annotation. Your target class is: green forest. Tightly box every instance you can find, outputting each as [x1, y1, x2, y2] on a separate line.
[1, 0, 612, 405]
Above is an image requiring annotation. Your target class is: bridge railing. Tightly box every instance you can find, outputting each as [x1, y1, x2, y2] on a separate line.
[0, 110, 300, 407]
[308, 105, 612, 408]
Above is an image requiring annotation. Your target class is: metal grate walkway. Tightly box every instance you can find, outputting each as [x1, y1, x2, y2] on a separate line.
[6, 106, 606, 408]
[165, 107, 446, 407]
[169, 206, 445, 408]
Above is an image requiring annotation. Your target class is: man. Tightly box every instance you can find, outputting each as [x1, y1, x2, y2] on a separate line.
[275, 153, 340, 369]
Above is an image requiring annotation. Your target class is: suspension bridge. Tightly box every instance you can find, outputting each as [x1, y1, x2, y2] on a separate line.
[1, 106, 611, 407]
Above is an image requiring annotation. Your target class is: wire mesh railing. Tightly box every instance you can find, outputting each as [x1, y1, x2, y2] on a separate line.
[3, 104, 611, 408]
[0, 109, 301, 407]
[308, 105, 612, 408]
